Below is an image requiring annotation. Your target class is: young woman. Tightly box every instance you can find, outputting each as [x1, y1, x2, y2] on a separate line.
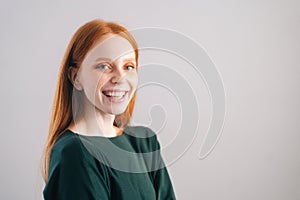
[42, 19, 176, 200]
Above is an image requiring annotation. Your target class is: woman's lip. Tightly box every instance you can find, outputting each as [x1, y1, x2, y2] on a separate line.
[102, 91, 128, 103]
[102, 89, 129, 92]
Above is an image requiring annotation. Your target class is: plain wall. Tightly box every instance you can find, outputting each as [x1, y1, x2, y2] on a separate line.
[0, 0, 299, 199]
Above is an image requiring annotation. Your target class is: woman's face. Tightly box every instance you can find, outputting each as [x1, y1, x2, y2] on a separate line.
[75, 33, 138, 115]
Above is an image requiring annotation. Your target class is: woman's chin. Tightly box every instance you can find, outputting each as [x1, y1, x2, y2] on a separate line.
[103, 106, 127, 115]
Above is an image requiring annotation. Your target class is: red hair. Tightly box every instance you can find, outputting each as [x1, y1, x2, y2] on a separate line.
[41, 19, 139, 182]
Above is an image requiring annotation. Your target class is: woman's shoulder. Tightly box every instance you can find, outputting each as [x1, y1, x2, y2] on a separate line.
[53, 130, 81, 150]
[124, 125, 160, 152]
[125, 125, 157, 138]
[50, 130, 85, 162]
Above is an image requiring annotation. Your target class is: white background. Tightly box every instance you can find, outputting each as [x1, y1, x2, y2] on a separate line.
[0, 0, 299, 199]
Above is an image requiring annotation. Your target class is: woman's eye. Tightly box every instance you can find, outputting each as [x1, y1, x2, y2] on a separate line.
[126, 65, 135, 70]
[96, 64, 110, 70]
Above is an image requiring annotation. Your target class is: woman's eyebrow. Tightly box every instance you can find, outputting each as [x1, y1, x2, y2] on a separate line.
[94, 57, 136, 63]
[94, 57, 111, 62]
[123, 58, 136, 63]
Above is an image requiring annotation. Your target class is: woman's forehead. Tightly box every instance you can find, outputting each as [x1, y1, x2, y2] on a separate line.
[85, 34, 135, 62]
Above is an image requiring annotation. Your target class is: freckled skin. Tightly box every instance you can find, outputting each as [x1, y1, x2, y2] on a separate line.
[77, 34, 138, 115]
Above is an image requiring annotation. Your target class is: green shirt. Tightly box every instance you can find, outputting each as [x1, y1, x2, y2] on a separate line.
[43, 126, 176, 200]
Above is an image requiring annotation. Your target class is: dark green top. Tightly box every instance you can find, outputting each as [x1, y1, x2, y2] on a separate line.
[43, 126, 176, 200]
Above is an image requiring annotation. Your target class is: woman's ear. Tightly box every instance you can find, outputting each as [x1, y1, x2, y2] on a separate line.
[68, 67, 83, 91]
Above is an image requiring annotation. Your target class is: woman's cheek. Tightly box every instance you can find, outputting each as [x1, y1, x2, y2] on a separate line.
[129, 72, 138, 85]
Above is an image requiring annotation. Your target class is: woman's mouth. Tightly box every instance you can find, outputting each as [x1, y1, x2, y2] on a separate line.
[102, 90, 128, 103]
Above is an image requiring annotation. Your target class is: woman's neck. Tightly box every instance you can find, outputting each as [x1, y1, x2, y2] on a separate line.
[70, 107, 120, 137]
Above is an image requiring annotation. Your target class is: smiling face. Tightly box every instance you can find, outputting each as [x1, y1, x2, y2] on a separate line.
[72, 33, 138, 116]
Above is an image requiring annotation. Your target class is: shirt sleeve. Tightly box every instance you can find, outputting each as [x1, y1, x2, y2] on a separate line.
[147, 128, 177, 200]
[43, 137, 110, 200]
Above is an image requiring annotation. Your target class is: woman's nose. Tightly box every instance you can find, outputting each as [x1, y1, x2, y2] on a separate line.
[111, 68, 125, 84]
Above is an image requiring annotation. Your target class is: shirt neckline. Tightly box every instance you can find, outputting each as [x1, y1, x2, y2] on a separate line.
[66, 127, 128, 140]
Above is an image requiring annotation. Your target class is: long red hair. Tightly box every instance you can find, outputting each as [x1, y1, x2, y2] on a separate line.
[41, 19, 139, 182]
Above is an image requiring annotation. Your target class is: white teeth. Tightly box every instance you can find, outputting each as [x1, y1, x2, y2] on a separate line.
[103, 91, 126, 97]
